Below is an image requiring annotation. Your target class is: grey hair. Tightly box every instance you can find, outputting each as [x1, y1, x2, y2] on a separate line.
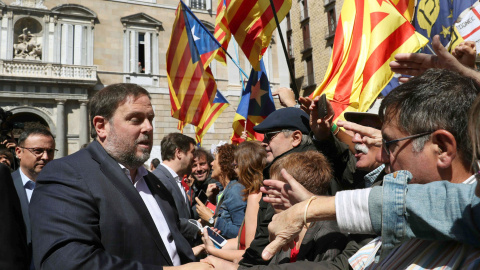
[282, 130, 313, 146]
[379, 69, 480, 166]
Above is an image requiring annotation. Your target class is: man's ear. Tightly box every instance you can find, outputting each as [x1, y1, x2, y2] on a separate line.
[15, 146, 22, 161]
[431, 130, 457, 169]
[93, 116, 108, 140]
[291, 130, 303, 148]
[175, 148, 183, 160]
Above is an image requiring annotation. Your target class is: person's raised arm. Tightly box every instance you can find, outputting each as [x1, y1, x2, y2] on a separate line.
[390, 35, 480, 85]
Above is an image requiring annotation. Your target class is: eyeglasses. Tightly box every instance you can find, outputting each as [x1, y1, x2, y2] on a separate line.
[20, 147, 58, 157]
[382, 131, 433, 155]
[262, 130, 288, 144]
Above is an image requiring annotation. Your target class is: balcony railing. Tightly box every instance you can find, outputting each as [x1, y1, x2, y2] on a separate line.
[0, 60, 97, 84]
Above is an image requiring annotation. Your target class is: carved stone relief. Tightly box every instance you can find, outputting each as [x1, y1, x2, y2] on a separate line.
[13, 17, 43, 60]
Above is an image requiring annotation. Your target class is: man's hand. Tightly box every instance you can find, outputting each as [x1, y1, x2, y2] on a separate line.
[1, 138, 16, 149]
[165, 262, 215, 270]
[308, 95, 335, 141]
[261, 169, 314, 210]
[262, 195, 337, 260]
[390, 35, 480, 83]
[262, 201, 305, 260]
[337, 120, 382, 147]
[201, 255, 238, 270]
[195, 197, 214, 224]
[452, 41, 477, 69]
[272, 87, 296, 107]
[205, 183, 219, 200]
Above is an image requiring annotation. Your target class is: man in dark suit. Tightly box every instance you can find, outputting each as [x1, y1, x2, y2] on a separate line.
[0, 163, 28, 269]
[152, 133, 201, 245]
[30, 84, 212, 269]
[12, 127, 56, 269]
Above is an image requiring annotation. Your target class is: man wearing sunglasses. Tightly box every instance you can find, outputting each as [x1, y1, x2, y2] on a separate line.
[12, 127, 56, 269]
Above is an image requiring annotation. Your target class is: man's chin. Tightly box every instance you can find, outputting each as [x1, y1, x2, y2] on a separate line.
[195, 173, 207, 181]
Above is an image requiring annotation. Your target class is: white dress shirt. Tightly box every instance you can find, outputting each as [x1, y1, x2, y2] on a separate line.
[160, 163, 187, 203]
[19, 168, 35, 203]
[121, 164, 181, 266]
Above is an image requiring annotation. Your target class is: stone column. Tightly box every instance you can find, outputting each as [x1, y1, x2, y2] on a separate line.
[56, 99, 66, 158]
[79, 100, 89, 147]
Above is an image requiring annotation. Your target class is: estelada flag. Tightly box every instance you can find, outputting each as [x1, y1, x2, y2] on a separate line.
[225, 0, 291, 71]
[231, 59, 275, 144]
[167, 2, 219, 128]
[195, 88, 229, 144]
[310, 0, 428, 121]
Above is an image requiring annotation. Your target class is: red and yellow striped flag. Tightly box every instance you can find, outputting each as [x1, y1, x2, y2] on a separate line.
[310, 0, 428, 121]
[225, 0, 292, 71]
[391, 0, 415, 22]
[208, 0, 231, 66]
[167, 3, 217, 128]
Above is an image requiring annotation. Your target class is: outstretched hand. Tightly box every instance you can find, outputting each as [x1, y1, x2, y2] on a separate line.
[261, 169, 314, 211]
[390, 35, 479, 83]
[337, 120, 382, 147]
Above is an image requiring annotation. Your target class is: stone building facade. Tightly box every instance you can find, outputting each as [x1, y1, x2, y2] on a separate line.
[0, 0, 289, 160]
[286, 0, 343, 97]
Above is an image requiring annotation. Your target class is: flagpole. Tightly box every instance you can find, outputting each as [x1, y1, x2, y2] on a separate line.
[268, 0, 299, 101]
[180, 0, 249, 80]
[222, 48, 250, 79]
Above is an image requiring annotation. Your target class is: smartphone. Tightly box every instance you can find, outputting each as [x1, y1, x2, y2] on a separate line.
[206, 226, 227, 248]
[197, 190, 208, 204]
[317, 93, 328, 119]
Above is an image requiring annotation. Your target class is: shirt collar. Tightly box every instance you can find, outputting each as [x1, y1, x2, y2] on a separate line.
[160, 163, 179, 181]
[19, 168, 34, 188]
[119, 163, 148, 184]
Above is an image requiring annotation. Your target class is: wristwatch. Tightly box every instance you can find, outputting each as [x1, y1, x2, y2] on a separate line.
[208, 217, 215, 225]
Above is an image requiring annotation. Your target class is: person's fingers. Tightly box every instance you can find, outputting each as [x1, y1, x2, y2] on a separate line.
[263, 179, 287, 190]
[363, 137, 382, 147]
[398, 76, 413, 83]
[262, 196, 284, 204]
[195, 197, 206, 207]
[262, 238, 288, 260]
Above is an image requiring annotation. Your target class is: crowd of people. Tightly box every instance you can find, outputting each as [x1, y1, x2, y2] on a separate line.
[2, 34, 480, 269]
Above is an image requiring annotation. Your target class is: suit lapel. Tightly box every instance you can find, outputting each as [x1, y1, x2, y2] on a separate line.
[87, 141, 173, 265]
[157, 166, 190, 217]
[144, 173, 195, 263]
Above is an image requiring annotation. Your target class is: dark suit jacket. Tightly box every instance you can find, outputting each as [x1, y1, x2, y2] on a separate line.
[0, 163, 28, 270]
[30, 141, 195, 269]
[152, 164, 199, 243]
[12, 169, 32, 268]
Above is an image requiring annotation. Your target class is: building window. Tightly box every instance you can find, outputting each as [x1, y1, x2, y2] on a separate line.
[51, 4, 97, 66]
[299, 0, 309, 21]
[327, 8, 336, 36]
[304, 56, 314, 87]
[188, 0, 212, 11]
[127, 31, 154, 74]
[302, 23, 311, 51]
[121, 13, 162, 76]
[59, 24, 89, 65]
